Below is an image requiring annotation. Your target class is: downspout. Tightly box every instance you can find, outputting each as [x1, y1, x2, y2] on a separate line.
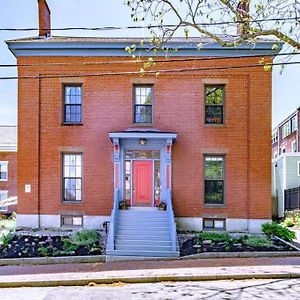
[246, 75, 250, 231]
[37, 75, 41, 228]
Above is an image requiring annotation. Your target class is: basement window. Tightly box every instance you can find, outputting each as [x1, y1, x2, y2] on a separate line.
[0, 190, 8, 212]
[203, 218, 226, 230]
[61, 215, 83, 227]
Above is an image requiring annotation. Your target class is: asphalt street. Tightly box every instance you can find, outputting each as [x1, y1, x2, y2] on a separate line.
[1, 278, 299, 300]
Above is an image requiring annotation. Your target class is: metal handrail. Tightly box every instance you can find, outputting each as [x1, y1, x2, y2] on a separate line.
[165, 189, 177, 252]
[107, 188, 119, 251]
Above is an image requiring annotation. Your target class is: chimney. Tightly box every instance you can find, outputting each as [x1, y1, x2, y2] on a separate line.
[237, 0, 250, 35]
[38, 0, 51, 37]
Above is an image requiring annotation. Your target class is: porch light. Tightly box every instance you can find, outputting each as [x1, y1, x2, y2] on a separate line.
[139, 138, 147, 145]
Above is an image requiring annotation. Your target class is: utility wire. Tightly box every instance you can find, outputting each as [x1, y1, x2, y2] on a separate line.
[0, 52, 298, 68]
[0, 17, 298, 31]
[0, 60, 299, 80]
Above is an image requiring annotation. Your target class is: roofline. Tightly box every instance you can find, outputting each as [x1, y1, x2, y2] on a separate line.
[109, 131, 177, 141]
[6, 38, 283, 58]
[272, 107, 300, 131]
[0, 145, 17, 152]
[272, 152, 300, 162]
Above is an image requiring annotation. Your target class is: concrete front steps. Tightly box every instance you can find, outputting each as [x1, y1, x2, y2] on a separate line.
[106, 207, 179, 260]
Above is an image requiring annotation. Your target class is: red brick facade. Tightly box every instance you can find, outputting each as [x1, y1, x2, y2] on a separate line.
[272, 108, 300, 158]
[15, 54, 272, 223]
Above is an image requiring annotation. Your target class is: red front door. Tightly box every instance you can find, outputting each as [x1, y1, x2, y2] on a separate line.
[133, 160, 153, 206]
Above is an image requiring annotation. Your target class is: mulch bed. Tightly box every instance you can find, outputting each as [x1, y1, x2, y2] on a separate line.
[178, 233, 296, 257]
[0, 234, 103, 259]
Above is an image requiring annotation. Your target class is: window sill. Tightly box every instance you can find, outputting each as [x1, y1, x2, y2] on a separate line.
[204, 124, 226, 127]
[203, 204, 227, 208]
[131, 123, 153, 127]
[61, 201, 84, 205]
[61, 122, 83, 126]
[0, 180, 8, 182]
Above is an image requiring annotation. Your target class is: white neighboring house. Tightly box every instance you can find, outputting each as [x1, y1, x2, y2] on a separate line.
[272, 152, 300, 217]
[0, 126, 17, 214]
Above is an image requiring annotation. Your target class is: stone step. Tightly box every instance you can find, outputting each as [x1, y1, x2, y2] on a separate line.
[115, 234, 171, 241]
[106, 249, 179, 258]
[116, 228, 170, 235]
[115, 244, 173, 252]
[115, 239, 174, 247]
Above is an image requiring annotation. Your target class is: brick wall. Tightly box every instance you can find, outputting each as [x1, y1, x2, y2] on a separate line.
[17, 56, 272, 220]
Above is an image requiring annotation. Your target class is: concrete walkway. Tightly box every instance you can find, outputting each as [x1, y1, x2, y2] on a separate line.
[1, 257, 300, 287]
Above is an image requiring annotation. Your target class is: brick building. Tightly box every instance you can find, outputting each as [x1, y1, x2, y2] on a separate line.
[272, 108, 300, 158]
[7, 0, 281, 257]
[0, 126, 17, 214]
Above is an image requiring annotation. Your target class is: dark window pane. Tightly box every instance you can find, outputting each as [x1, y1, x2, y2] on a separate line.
[205, 106, 223, 124]
[205, 180, 224, 204]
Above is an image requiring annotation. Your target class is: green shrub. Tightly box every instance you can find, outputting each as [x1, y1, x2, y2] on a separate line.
[283, 217, 295, 227]
[196, 232, 231, 244]
[38, 245, 49, 257]
[262, 222, 296, 242]
[243, 236, 273, 248]
[62, 230, 99, 254]
[70, 230, 99, 246]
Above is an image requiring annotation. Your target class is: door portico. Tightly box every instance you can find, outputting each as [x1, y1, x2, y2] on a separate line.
[109, 131, 177, 207]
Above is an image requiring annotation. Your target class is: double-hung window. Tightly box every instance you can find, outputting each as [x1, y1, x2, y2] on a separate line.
[282, 121, 291, 139]
[134, 85, 153, 123]
[204, 156, 225, 205]
[291, 115, 297, 132]
[63, 85, 82, 124]
[205, 85, 224, 124]
[0, 161, 8, 181]
[63, 154, 82, 202]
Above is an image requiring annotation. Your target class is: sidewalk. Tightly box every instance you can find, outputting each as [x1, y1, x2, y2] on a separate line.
[1, 257, 300, 287]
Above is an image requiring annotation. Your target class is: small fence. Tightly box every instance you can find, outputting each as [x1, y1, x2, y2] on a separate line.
[285, 187, 300, 211]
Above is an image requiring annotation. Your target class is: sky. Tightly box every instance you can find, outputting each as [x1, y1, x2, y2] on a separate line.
[0, 0, 299, 127]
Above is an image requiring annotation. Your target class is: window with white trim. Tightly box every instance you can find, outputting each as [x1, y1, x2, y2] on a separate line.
[282, 121, 291, 139]
[297, 161, 300, 176]
[62, 154, 82, 202]
[272, 130, 278, 144]
[292, 140, 297, 152]
[0, 190, 8, 212]
[0, 161, 8, 181]
[204, 156, 225, 205]
[134, 85, 153, 123]
[291, 115, 298, 132]
[273, 151, 278, 159]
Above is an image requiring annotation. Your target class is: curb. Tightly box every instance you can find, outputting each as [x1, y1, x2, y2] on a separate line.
[1, 272, 300, 288]
[0, 255, 105, 266]
[180, 251, 300, 260]
[1, 251, 300, 265]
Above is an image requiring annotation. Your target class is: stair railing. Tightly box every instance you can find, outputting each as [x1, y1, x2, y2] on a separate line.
[107, 188, 120, 251]
[166, 189, 177, 252]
